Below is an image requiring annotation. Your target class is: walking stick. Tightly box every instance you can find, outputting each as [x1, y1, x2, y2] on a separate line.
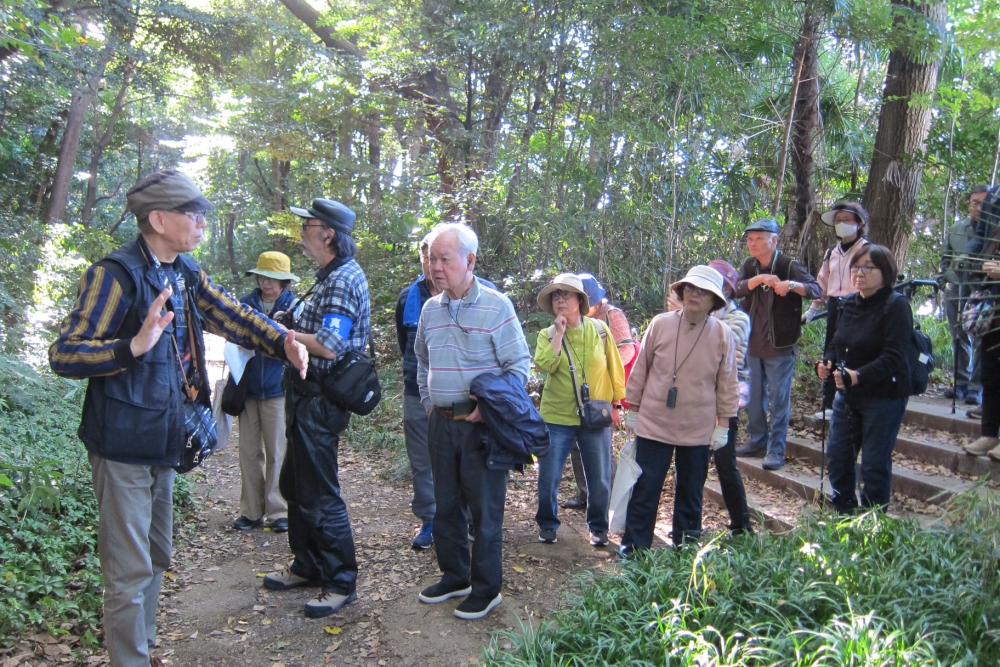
[819, 388, 827, 506]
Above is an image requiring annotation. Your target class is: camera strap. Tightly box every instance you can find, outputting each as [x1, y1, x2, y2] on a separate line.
[670, 313, 708, 388]
[562, 323, 590, 412]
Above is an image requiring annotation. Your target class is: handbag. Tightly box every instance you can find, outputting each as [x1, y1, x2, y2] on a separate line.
[962, 290, 996, 338]
[170, 295, 218, 474]
[320, 346, 382, 415]
[565, 323, 613, 429]
[220, 372, 248, 416]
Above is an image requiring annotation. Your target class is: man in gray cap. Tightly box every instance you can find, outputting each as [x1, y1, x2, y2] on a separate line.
[733, 218, 820, 470]
[50, 168, 309, 667]
[262, 198, 371, 620]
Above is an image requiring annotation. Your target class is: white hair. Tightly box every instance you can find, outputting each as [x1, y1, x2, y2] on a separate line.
[431, 222, 478, 258]
[419, 231, 435, 255]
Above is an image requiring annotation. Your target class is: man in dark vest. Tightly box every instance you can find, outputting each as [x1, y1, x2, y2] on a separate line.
[733, 218, 820, 470]
[49, 169, 308, 667]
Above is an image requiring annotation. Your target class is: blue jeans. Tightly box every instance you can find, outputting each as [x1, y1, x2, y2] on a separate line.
[427, 411, 508, 599]
[622, 437, 711, 549]
[746, 353, 796, 458]
[826, 392, 908, 512]
[535, 423, 612, 534]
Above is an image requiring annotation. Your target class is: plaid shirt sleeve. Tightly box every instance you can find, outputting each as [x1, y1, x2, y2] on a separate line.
[299, 260, 371, 374]
[49, 263, 138, 379]
[191, 269, 287, 358]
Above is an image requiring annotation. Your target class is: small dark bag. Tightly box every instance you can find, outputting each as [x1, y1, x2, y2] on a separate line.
[220, 374, 248, 416]
[565, 323, 613, 429]
[321, 348, 382, 415]
[177, 400, 219, 474]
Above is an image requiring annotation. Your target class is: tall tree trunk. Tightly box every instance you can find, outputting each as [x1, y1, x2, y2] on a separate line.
[788, 3, 824, 269]
[862, 0, 946, 262]
[45, 42, 115, 224]
[81, 58, 136, 227]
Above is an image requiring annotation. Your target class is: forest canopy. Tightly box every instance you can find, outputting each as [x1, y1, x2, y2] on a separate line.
[1, 0, 998, 353]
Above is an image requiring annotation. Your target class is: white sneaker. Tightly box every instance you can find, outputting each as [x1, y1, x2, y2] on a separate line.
[812, 409, 833, 420]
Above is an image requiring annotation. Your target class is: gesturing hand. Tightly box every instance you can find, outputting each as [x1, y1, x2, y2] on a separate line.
[129, 287, 174, 358]
[283, 330, 309, 379]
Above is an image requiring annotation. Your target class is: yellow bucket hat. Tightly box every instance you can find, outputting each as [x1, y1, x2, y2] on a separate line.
[245, 251, 299, 282]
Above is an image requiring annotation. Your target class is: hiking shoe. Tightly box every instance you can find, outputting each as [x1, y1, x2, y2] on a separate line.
[617, 544, 635, 561]
[560, 496, 587, 510]
[266, 517, 288, 533]
[762, 453, 785, 471]
[735, 443, 765, 457]
[418, 581, 472, 604]
[811, 409, 833, 420]
[304, 590, 356, 618]
[263, 567, 313, 591]
[944, 387, 966, 400]
[411, 521, 434, 550]
[589, 530, 609, 547]
[453, 593, 502, 620]
[967, 407, 983, 420]
[989, 443, 1000, 462]
[538, 527, 558, 544]
[964, 436, 999, 456]
[233, 516, 262, 531]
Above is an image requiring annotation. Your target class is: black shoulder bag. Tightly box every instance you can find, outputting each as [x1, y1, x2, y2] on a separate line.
[564, 322, 613, 429]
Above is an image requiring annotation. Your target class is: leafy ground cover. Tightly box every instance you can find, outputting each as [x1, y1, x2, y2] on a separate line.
[0, 355, 193, 652]
[485, 492, 1000, 666]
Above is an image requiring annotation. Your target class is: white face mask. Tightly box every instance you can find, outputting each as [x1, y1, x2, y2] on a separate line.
[835, 222, 858, 239]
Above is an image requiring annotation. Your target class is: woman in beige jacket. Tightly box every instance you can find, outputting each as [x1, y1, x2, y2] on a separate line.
[620, 265, 739, 556]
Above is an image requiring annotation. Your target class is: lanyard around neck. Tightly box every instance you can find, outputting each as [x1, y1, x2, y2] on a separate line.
[671, 313, 708, 386]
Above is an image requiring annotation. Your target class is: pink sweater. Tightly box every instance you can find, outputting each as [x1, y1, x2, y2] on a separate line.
[626, 311, 738, 446]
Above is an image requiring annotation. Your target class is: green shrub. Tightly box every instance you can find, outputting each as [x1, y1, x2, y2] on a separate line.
[485, 491, 1000, 666]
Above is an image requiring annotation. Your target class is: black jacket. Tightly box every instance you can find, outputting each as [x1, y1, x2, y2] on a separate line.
[827, 286, 912, 400]
[469, 372, 549, 470]
[736, 252, 820, 350]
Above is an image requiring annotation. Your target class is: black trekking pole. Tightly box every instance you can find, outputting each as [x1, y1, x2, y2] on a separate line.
[819, 385, 827, 507]
[951, 332, 958, 415]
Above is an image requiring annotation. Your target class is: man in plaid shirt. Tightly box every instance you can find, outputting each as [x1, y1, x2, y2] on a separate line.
[262, 198, 371, 620]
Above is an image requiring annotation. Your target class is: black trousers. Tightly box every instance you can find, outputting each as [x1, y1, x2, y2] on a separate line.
[981, 328, 1000, 438]
[280, 387, 357, 595]
[623, 436, 711, 549]
[427, 411, 508, 599]
[715, 416, 751, 532]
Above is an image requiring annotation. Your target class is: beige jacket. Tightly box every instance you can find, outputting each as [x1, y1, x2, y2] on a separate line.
[626, 311, 738, 446]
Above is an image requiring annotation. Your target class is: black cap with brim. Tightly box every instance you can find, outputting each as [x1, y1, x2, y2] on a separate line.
[290, 198, 356, 234]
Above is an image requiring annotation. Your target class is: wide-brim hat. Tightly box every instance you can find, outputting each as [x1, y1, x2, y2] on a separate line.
[537, 273, 590, 316]
[290, 198, 356, 234]
[246, 251, 298, 282]
[670, 265, 727, 309]
[821, 200, 870, 227]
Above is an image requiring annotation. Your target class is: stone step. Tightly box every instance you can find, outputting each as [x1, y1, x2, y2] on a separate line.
[735, 452, 975, 506]
[704, 479, 795, 533]
[786, 434, 1000, 481]
[903, 396, 980, 437]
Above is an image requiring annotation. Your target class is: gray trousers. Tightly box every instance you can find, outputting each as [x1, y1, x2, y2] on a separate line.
[89, 452, 174, 667]
[403, 393, 436, 523]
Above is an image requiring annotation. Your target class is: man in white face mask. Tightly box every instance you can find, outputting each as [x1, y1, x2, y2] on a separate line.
[804, 201, 872, 419]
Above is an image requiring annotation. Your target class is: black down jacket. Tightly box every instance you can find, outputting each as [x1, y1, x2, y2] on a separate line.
[470, 371, 550, 470]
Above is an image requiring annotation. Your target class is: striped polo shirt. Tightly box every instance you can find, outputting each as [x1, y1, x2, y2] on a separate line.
[415, 277, 530, 411]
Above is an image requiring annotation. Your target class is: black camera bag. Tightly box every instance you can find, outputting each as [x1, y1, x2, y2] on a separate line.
[321, 349, 382, 415]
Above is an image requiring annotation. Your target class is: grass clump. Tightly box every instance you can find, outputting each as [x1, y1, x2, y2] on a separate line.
[0, 354, 193, 649]
[486, 496, 1000, 666]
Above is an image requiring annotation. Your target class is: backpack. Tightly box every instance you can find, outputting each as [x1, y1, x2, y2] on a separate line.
[886, 293, 934, 396]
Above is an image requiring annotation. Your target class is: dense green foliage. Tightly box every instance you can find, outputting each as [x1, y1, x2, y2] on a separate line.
[485, 495, 1000, 665]
[0, 355, 193, 648]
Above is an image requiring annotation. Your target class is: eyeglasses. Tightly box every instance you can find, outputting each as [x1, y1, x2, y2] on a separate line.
[683, 284, 710, 296]
[301, 221, 326, 232]
[850, 264, 879, 275]
[550, 290, 577, 301]
[181, 211, 207, 224]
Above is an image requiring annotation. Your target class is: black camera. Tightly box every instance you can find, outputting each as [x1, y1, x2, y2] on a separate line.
[273, 310, 295, 329]
[835, 361, 853, 388]
[580, 383, 591, 402]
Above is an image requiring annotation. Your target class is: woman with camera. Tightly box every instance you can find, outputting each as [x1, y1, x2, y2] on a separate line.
[620, 266, 738, 557]
[816, 244, 911, 513]
[533, 273, 626, 548]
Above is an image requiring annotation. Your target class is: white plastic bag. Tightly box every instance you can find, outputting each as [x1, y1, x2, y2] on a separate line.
[608, 438, 641, 534]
